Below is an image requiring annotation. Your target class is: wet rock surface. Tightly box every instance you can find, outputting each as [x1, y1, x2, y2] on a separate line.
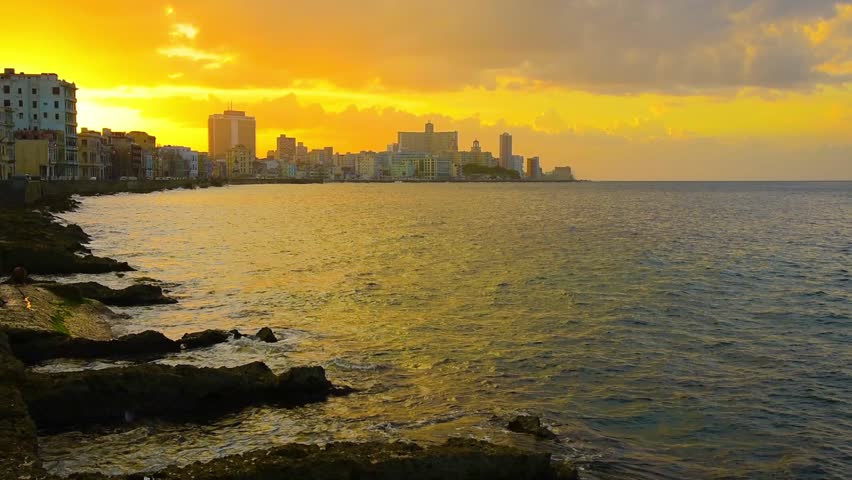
[255, 326, 278, 343]
[179, 329, 230, 349]
[0, 332, 45, 478]
[21, 362, 351, 431]
[507, 415, 559, 441]
[42, 282, 177, 307]
[9, 330, 180, 364]
[62, 438, 571, 480]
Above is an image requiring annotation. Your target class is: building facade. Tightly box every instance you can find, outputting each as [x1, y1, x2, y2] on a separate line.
[276, 134, 296, 163]
[398, 122, 458, 154]
[526, 157, 541, 179]
[77, 128, 110, 179]
[158, 146, 198, 179]
[13, 130, 62, 178]
[0, 107, 14, 178]
[1, 68, 78, 178]
[499, 132, 512, 169]
[127, 131, 156, 179]
[208, 110, 256, 161]
[226, 144, 253, 177]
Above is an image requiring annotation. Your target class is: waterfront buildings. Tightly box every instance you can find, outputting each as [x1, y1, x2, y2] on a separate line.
[526, 157, 541, 179]
[127, 131, 156, 179]
[499, 132, 513, 169]
[77, 128, 110, 179]
[0, 107, 14, 178]
[276, 135, 296, 163]
[158, 146, 198, 179]
[102, 129, 142, 179]
[551, 166, 575, 181]
[447, 139, 497, 169]
[510, 154, 524, 177]
[398, 122, 458, 154]
[13, 130, 62, 177]
[226, 144, 253, 177]
[1, 68, 77, 178]
[208, 110, 256, 161]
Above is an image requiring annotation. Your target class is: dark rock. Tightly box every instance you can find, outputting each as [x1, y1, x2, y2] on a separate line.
[9, 330, 180, 364]
[10, 266, 28, 284]
[255, 327, 278, 343]
[507, 415, 558, 441]
[180, 329, 230, 350]
[43, 282, 177, 307]
[555, 460, 580, 480]
[20, 362, 349, 431]
[229, 329, 243, 340]
[0, 332, 44, 478]
[277, 365, 331, 392]
[153, 438, 557, 480]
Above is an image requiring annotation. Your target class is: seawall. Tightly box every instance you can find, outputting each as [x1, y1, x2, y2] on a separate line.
[0, 178, 321, 207]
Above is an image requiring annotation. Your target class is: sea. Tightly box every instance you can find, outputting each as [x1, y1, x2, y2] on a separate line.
[38, 182, 851, 479]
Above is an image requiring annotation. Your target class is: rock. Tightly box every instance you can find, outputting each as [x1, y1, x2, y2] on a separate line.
[229, 329, 243, 340]
[42, 282, 177, 307]
[0, 332, 44, 478]
[10, 266, 28, 284]
[125, 438, 559, 480]
[507, 415, 558, 441]
[180, 329, 230, 350]
[255, 327, 278, 343]
[20, 362, 349, 431]
[555, 460, 580, 480]
[9, 330, 180, 364]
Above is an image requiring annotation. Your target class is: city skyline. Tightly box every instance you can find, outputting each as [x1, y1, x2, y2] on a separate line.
[4, 1, 852, 180]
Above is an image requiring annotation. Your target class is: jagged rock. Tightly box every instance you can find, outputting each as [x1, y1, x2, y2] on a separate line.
[9, 330, 180, 364]
[507, 415, 558, 441]
[255, 327, 278, 343]
[20, 362, 349, 431]
[180, 329, 229, 350]
[229, 329, 243, 340]
[42, 282, 177, 307]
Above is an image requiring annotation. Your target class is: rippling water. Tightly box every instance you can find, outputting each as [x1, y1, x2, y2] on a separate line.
[42, 182, 851, 479]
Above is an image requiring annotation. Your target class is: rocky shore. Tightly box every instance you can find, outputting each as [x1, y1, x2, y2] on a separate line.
[0, 200, 579, 479]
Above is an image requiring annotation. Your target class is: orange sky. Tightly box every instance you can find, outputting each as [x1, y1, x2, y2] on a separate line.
[4, 0, 852, 179]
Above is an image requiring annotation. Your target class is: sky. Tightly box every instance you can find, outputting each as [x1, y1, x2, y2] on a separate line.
[4, 0, 852, 180]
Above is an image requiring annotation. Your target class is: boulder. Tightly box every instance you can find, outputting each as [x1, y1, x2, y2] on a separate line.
[180, 329, 230, 350]
[43, 282, 177, 307]
[255, 327, 278, 343]
[229, 329, 243, 340]
[507, 415, 558, 441]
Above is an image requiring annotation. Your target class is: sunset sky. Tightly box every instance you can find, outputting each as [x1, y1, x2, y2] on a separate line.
[5, 0, 852, 180]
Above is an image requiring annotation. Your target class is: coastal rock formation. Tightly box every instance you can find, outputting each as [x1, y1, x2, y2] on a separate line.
[255, 326, 278, 343]
[0, 332, 45, 478]
[61, 438, 573, 480]
[9, 330, 180, 364]
[180, 329, 230, 349]
[0, 208, 132, 275]
[20, 362, 351, 431]
[42, 281, 178, 307]
[507, 415, 559, 441]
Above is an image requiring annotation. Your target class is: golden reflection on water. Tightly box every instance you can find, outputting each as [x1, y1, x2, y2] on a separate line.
[44, 182, 852, 479]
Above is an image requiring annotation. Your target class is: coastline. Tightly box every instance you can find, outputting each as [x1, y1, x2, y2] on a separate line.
[0, 190, 579, 479]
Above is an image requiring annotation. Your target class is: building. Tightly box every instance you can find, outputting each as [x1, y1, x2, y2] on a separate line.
[510, 154, 524, 177]
[446, 139, 496, 169]
[276, 135, 296, 163]
[77, 128, 110, 179]
[551, 166, 575, 181]
[398, 122, 458, 154]
[208, 110, 256, 161]
[101, 129, 142, 179]
[13, 130, 62, 178]
[158, 146, 198, 178]
[499, 132, 512, 169]
[0, 107, 14, 178]
[526, 157, 541, 179]
[127, 131, 156, 179]
[1, 68, 78, 178]
[226, 144, 253, 177]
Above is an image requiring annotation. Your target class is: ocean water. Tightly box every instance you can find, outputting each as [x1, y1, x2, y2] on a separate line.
[42, 182, 851, 479]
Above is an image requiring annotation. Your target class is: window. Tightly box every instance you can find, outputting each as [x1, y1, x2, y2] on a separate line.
[17, 113, 22, 119]
[52, 87, 60, 95]
[43, 112, 48, 119]
[33, 114, 37, 120]
[82, 139, 88, 147]
[17, 88, 21, 94]
[17, 100, 22, 107]
[32, 101, 36, 108]
[2, 86, 8, 94]
[32, 88, 37, 95]
[2, 100, 8, 107]
[54, 101, 59, 108]
[55, 113, 59, 120]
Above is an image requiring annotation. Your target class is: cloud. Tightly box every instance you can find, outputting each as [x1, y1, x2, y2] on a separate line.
[171, 23, 199, 40]
[157, 46, 234, 69]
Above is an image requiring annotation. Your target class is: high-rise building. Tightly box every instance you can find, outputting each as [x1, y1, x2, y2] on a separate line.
[208, 110, 256, 161]
[276, 134, 296, 163]
[398, 122, 458, 154]
[526, 157, 541, 179]
[1, 68, 78, 178]
[499, 132, 512, 169]
[510, 154, 524, 177]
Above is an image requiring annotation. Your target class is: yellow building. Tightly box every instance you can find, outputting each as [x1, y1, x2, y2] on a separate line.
[127, 131, 156, 179]
[14, 131, 62, 178]
[398, 122, 458, 154]
[77, 128, 110, 179]
[225, 144, 253, 177]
